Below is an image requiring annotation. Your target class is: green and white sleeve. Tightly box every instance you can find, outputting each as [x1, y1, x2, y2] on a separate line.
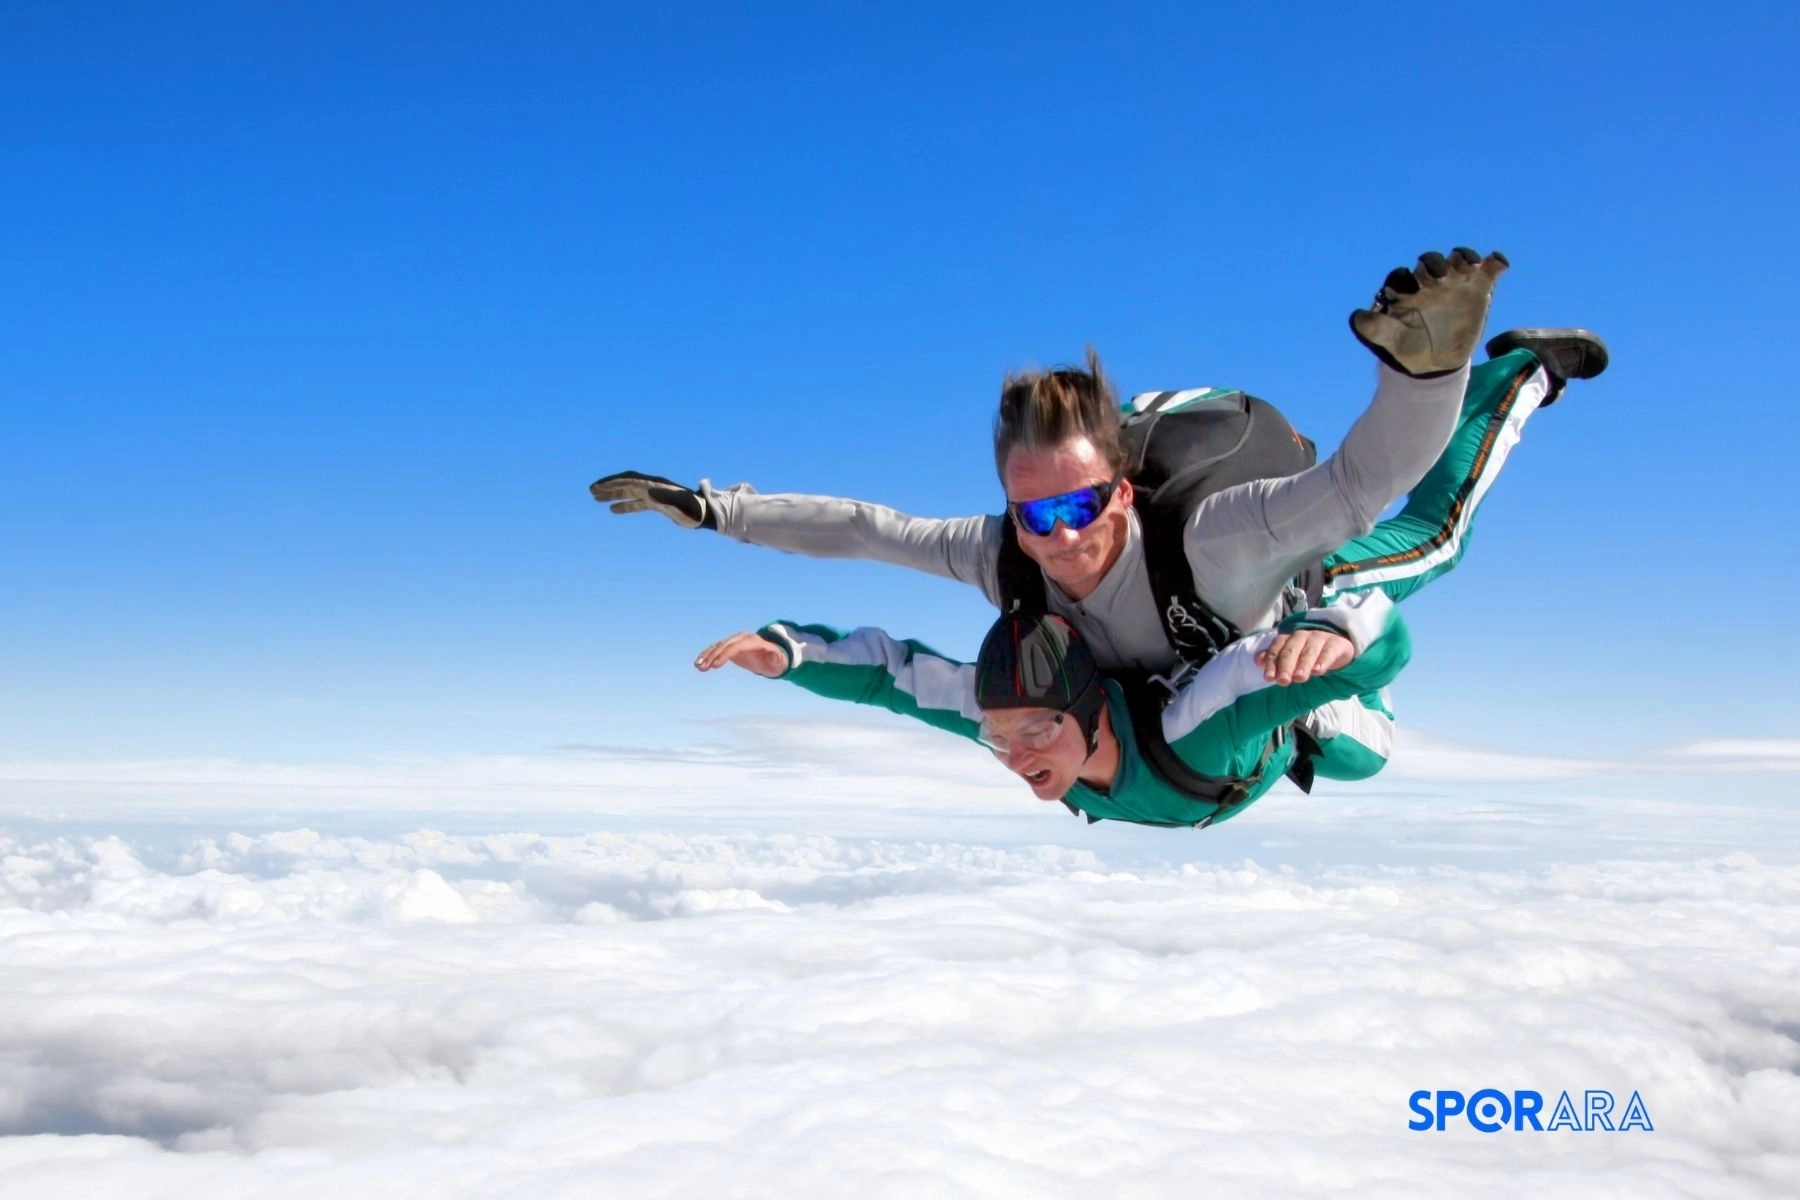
[1280, 588, 1403, 779]
[1161, 590, 1413, 778]
[758, 622, 985, 743]
[1296, 693, 1395, 781]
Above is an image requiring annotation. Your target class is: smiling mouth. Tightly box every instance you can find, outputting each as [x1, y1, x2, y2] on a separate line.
[1024, 768, 1052, 786]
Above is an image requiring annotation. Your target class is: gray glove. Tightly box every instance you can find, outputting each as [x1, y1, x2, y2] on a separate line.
[589, 471, 713, 530]
[1350, 248, 1508, 378]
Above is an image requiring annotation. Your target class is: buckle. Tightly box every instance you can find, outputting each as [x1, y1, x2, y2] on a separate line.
[1145, 659, 1201, 702]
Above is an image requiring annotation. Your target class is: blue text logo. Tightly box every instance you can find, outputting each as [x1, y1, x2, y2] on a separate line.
[1408, 1089, 1653, 1132]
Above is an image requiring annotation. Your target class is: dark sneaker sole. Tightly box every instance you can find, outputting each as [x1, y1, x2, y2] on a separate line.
[1484, 328, 1609, 381]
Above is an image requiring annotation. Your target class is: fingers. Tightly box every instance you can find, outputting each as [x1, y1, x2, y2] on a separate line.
[1444, 246, 1508, 284]
[1259, 636, 1285, 680]
[591, 482, 643, 503]
[1441, 247, 1480, 280]
[694, 638, 723, 671]
[1263, 633, 1294, 682]
[694, 632, 757, 671]
[1274, 636, 1310, 683]
[1318, 636, 1355, 673]
[594, 485, 671, 518]
[695, 631, 786, 677]
[591, 472, 704, 528]
[1290, 634, 1336, 680]
[1262, 630, 1353, 684]
[589, 471, 645, 501]
[591, 471, 686, 502]
[1282, 635, 1319, 683]
[1303, 632, 1355, 678]
[1415, 250, 1450, 287]
[1396, 247, 1507, 293]
[1379, 265, 1420, 303]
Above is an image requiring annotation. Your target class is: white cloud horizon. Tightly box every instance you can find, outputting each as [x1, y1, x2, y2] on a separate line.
[1, 826, 1796, 1198]
[3, 714, 1797, 1196]
[3, 718, 1792, 818]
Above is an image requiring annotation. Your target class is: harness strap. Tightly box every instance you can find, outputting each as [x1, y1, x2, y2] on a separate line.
[1136, 504, 1241, 665]
[995, 517, 1047, 616]
[1286, 723, 1324, 795]
[1118, 674, 1284, 825]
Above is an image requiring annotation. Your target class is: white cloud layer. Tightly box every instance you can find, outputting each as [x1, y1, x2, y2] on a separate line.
[3, 717, 1792, 828]
[3, 713, 1797, 1195]
[0, 719, 1024, 833]
[0, 827, 1796, 1198]
[1383, 728, 1617, 782]
[1665, 740, 1800, 769]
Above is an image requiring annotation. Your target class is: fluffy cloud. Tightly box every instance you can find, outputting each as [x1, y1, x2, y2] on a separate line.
[3, 715, 1797, 1194]
[1, 827, 1798, 1198]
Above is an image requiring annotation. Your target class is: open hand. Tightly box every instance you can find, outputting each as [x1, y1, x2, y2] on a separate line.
[1349, 248, 1508, 378]
[590, 471, 708, 529]
[695, 631, 788, 678]
[1256, 628, 1354, 684]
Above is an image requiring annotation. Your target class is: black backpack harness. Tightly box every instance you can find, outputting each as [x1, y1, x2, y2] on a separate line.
[995, 388, 1327, 825]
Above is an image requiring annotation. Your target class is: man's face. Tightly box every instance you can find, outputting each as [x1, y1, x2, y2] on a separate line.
[979, 705, 1090, 801]
[1002, 436, 1132, 600]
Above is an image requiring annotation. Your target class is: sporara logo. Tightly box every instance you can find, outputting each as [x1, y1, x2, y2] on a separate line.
[1409, 1089, 1654, 1133]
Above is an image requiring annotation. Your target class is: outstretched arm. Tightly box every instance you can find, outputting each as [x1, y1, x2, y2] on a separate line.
[595, 471, 1005, 603]
[696, 622, 984, 743]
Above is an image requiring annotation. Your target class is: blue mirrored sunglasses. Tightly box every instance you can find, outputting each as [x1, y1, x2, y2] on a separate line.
[1010, 475, 1123, 537]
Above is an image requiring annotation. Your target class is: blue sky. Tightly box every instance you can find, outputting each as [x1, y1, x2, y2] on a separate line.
[4, 2, 1797, 768]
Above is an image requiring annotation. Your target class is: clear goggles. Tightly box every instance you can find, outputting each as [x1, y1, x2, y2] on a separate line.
[976, 712, 1066, 755]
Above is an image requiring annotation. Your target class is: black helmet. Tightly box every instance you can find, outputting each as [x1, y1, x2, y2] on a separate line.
[975, 612, 1107, 753]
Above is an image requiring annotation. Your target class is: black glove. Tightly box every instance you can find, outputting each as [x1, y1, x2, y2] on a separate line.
[1349, 248, 1509, 378]
[589, 471, 713, 530]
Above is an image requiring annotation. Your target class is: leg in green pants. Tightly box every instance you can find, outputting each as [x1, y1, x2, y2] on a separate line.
[1323, 349, 1552, 603]
[1305, 349, 1555, 780]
